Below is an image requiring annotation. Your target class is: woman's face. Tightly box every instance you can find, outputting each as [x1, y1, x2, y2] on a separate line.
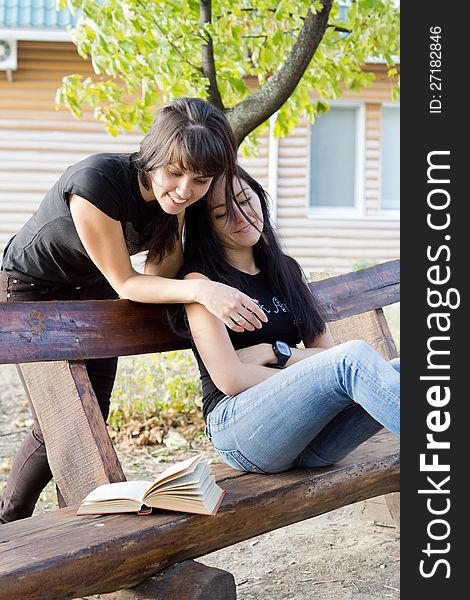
[148, 165, 214, 215]
[210, 177, 264, 250]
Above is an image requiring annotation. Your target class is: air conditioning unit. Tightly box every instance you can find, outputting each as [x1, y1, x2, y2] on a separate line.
[0, 39, 18, 71]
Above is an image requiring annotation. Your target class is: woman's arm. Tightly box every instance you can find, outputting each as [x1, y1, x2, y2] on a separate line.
[233, 330, 335, 369]
[69, 195, 267, 331]
[284, 329, 335, 366]
[184, 274, 280, 396]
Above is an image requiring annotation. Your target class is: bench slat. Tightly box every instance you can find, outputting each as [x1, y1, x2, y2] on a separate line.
[18, 360, 126, 503]
[0, 260, 400, 364]
[0, 431, 399, 600]
[0, 300, 189, 363]
[310, 259, 400, 322]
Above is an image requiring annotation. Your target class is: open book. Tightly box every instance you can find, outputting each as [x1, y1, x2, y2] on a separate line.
[77, 454, 225, 516]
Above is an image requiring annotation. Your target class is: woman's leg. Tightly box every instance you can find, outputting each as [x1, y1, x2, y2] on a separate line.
[206, 340, 400, 474]
[0, 273, 118, 522]
[0, 396, 53, 522]
[297, 356, 400, 467]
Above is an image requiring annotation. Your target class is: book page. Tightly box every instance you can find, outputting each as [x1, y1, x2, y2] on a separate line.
[147, 483, 225, 515]
[145, 462, 210, 498]
[143, 454, 202, 495]
[81, 480, 151, 503]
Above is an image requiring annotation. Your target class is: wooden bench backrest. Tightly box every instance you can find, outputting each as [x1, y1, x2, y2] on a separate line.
[0, 259, 400, 506]
[0, 259, 400, 364]
[310, 271, 399, 361]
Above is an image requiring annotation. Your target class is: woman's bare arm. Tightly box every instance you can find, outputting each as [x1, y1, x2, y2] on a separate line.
[233, 330, 335, 369]
[233, 328, 334, 368]
[283, 329, 335, 366]
[68, 195, 267, 331]
[184, 274, 280, 396]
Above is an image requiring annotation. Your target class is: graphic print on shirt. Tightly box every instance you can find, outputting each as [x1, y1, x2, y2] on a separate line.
[259, 296, 290, 315]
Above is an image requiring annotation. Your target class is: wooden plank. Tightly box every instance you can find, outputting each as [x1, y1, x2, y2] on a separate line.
[0, 260, 400, 364]
[310, 276, 398, 361]
[100, 560, 237, 600]
[0, 300, 189, 364]
[0, 432, 399, 600]
[375, 307, 399, 360]
[17, 361, 126, 505]
[309, 259, 400, 321]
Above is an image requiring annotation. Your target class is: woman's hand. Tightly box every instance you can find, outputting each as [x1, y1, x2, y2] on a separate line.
[235, 344, 277, 366]
[193, 279, 268, 332]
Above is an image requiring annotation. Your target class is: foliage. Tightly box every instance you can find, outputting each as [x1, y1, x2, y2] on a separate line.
[56, 0, 399, 152]
[108, 350, 205, 447]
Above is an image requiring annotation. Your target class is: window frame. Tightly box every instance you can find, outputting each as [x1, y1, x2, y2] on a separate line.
[380, 101, 400, 217]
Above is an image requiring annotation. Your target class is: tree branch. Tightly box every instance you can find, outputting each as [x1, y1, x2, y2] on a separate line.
[200, 0, 224, 110]
[226, 0, 334, 145]
[327, 24, 351, 34]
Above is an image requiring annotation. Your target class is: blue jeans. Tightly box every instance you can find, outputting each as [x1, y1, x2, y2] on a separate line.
[205, 340, 400, 474]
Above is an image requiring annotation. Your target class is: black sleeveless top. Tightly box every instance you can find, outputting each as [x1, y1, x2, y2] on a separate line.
[180, 262, 302, 419]
[2, 153, 158, 286]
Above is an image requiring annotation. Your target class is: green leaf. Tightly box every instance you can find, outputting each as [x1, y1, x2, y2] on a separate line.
[315, 100, 330, 115]
[274, 3, 289, 22]
[272, 29, 284, 46]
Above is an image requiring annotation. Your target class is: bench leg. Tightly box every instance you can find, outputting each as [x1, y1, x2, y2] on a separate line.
[94, 560, 237, 600]
[360, 492, 400, 531]
[385, 492, 400, 531]
[17, 360, 125, 505]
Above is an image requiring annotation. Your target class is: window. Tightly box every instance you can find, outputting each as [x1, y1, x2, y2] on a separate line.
[381, 106, 400, 211]
[309, 106, 361, 210]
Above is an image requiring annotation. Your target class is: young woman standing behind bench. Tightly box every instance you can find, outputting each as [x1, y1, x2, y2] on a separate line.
[177, 168, 400, 475]
[0, 98, 267, 523]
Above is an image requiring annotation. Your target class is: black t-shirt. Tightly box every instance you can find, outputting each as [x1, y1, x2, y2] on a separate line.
[181, 262, 302, 419]
[2, 153, 159, 286]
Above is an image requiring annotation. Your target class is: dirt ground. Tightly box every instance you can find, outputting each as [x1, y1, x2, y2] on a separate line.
[0, 363, 400, 599]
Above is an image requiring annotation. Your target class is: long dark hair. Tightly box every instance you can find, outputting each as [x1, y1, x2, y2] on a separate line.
[181, 166, 326, 343]
[133, 97, 238, 264]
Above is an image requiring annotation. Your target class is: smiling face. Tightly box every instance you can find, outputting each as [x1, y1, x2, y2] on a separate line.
[210, 176, 264, 251]
[147, 165, 214, 215]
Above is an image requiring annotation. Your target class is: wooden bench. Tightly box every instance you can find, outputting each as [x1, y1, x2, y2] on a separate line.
[0, 259, 400, 600]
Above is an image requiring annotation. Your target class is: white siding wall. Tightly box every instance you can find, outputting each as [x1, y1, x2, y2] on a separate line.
[276, 106, 399, 274]
[276, 66, 400, 275]
[0, 41, 141, 250]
